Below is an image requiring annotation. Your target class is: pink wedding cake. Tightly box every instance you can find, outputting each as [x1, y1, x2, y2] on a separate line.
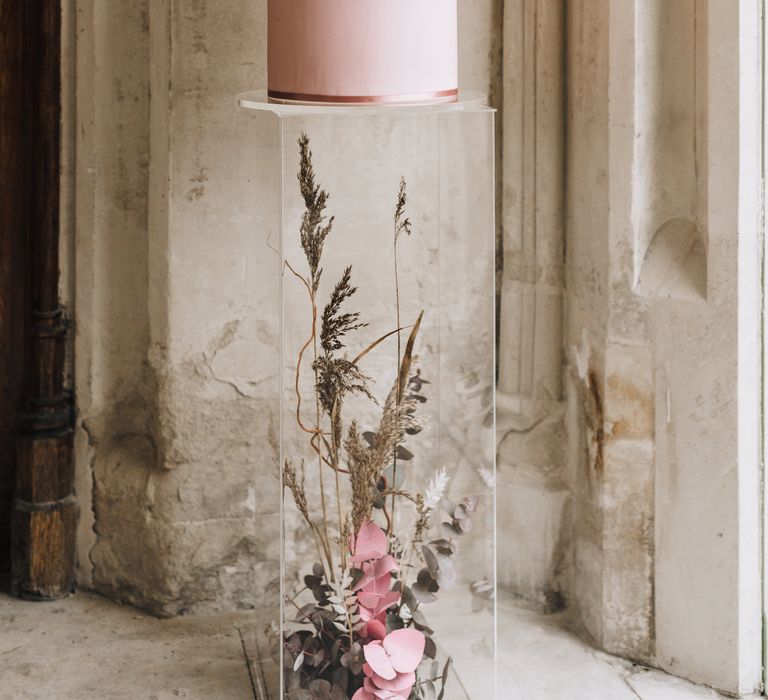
[268, 0, 458, 104]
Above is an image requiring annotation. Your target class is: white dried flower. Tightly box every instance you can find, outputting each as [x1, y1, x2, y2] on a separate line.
[424, 467, 450, 511]
[476, 466, 495, 490]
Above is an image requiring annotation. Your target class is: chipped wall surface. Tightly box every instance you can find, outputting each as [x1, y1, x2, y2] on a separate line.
[564, 0, 762, 693]
[69, 0, 502, 617]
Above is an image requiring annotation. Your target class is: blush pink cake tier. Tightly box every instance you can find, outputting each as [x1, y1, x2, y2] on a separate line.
[268, 0, 458, 105]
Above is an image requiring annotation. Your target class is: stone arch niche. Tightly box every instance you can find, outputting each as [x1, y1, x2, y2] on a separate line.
[636, 218, 707, 301]
[632, 0, 708, 301]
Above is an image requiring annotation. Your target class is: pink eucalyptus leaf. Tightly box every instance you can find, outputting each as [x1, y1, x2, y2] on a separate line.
[357, 591, 382, 610]
[363, 678, 403, 700]
[362, 678, 387, 699]
[363, 641, 396, 680]
[354, 555, 399, 591]
[362, 666, 412, 700]
[383, 629, 426, 674]
[365, 619, 387, 641]
[352, 567, 376, 593]
[358, 586, 400, 620]
[370, 670, 415, 693]
[374, 591, 401, 615]
[354, 565, 397, 594]
[373, 555, 398, 576]
[371, 573, 396, 593]
[352, 688, 375, 700]
[351, 521, 389, 563]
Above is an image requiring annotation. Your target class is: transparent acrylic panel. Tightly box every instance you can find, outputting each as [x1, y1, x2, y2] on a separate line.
[263, 103, 495, 700]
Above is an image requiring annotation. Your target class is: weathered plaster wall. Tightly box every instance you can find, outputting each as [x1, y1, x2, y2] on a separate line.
[70, 0, 502, 617]
[64, 1, 762, 694]
[74, 0, 157, 604]
[497, 0, 569, 612]
[564, 0, 762, 693]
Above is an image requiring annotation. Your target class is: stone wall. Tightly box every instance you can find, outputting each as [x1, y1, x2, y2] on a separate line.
[496, 0, 569, 613]
[563, 0, 762, 694]
[496, 0, 762, 694]
[63, 1, 763, 695]
[67, 0, 503, 617]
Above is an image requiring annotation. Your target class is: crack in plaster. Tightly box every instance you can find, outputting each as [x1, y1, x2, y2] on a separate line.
[201, 320, 249, 398]
[235, 626, 260, 700]
[201, 319, 278, 399]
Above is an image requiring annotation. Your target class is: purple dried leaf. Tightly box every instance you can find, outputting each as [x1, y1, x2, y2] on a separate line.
[422, 545, 439, 578]
[395, 445, 414, 461]
[429, 539, 456, 556]
[424, 636, 437, 660]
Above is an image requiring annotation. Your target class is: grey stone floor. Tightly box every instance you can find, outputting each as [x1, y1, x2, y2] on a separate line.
[499, 606, 730, 700]
[0, 591, 732, 699]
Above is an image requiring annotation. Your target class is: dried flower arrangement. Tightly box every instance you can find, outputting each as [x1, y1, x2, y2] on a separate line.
[279, 134, 485, 700]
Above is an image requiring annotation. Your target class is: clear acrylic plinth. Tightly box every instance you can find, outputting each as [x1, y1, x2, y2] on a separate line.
[241, 93, 497, 700]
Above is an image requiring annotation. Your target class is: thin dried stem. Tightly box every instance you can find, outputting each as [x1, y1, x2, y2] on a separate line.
[330, 399, 347, 571]
[351, 325, 412, 366]
[390, 179, 413, 537]
[311, 304, 334, 580]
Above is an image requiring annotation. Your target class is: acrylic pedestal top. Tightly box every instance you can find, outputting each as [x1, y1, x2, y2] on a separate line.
[238, 90, 491, 116]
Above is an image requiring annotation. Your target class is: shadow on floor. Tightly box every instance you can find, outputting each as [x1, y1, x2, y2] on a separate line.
[0, 589, 278, 700]
[0, 590, 729, 700]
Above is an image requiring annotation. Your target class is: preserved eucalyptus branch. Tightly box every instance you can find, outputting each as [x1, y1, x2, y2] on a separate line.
[280, 135, 481, 700]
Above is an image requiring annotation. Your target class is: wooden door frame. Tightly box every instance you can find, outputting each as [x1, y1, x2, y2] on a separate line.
[0, 0, 30, 576]
[0, 0, 76, 599]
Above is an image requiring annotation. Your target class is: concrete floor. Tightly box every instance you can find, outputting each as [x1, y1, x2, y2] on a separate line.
[500, 606, 729, 700]
[0, 591, 730, 699]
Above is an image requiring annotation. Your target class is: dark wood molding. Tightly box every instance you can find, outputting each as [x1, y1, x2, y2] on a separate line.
[9, 0, 77, 600]
[0, 0, 31, 574]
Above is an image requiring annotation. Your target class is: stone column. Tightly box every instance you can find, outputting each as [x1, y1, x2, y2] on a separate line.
[497, 0, 568, 612]
[73, 0, 281, 616]
[565, 0, 762, 692]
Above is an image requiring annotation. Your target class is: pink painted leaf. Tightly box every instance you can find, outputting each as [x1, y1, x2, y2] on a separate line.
[353, 556, 398, 591]
[351, 521, 388, 563]
[360, 590, 401, 619]
[383, 628, 426, 674]
[376, 591, 401, 614]
[371, 573, 396, 594]
[363, 678, 407, 700]
[365, 619, 387, 641]
[370, 670, 415, 693]
[363, 641, 396, 680]
[358, 591, 382, 610]
[352, 687, 375, 700]
[362, 678, 387, 699]
[372, 555, 398, 577]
